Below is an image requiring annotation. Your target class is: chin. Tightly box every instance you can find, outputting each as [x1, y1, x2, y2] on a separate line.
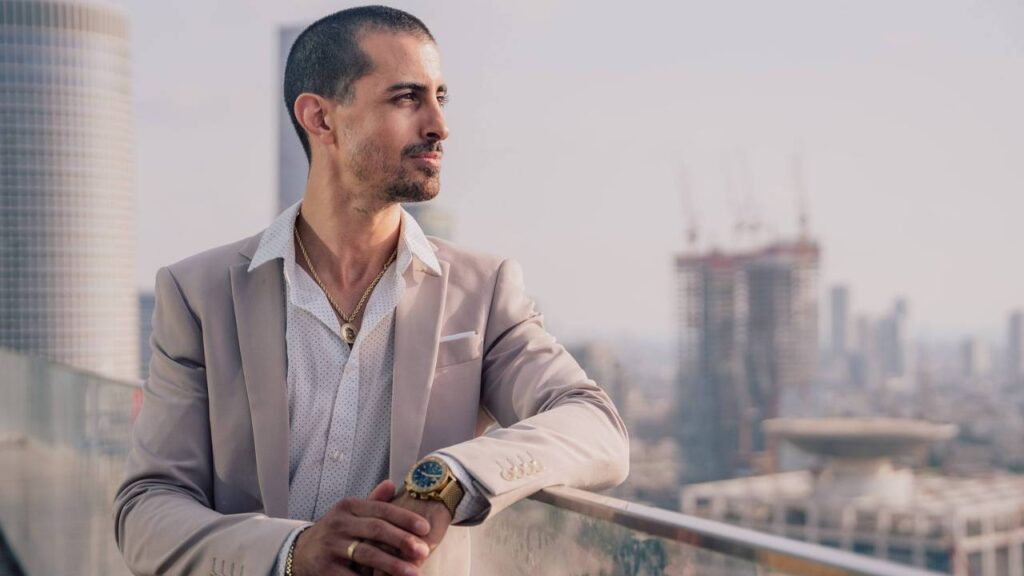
[386, 176, 440, 203]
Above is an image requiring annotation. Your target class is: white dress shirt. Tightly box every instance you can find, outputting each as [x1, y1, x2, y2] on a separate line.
[249, 202, 485, 574]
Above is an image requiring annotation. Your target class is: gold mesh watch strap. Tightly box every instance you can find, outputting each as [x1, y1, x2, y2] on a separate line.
[438, 477, 464, 518]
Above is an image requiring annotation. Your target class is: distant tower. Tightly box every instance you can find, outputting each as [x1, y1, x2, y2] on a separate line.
[961, 337, 993, 392]
[1008, 311, 1023, 390]
[829, 285, 850, 359]
[877, 299, 914, 393]
[138, 291, 156, 379]
[278, 24, 307, 214]
[0, 1, 138, 379]
[676, 238, 820, 484]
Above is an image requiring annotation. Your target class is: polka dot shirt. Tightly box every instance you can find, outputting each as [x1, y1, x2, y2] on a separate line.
[248, 200, 438, 521]
[252, 202, 488, 575]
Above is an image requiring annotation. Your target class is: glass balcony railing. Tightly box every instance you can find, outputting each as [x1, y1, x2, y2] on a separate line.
[0, 347, 139, 576]
[0, 347, 941, 576]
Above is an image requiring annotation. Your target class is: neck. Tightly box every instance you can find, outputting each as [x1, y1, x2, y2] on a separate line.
[298, 171, 402, 288]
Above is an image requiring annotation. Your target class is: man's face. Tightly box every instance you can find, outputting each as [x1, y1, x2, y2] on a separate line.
[329, 31, 449, 204]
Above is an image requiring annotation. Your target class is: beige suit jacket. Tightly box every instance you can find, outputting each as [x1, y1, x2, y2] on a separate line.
[113, 231, 629, 576]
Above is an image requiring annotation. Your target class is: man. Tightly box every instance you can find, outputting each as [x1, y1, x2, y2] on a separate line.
[113, 6, 628, 576]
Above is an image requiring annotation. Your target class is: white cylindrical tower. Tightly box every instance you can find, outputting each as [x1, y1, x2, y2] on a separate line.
[0, 0, 137, 379]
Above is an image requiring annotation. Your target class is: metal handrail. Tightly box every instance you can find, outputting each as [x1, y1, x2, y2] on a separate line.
[0, 348, 942, 575]
[531, 486, 944, 576]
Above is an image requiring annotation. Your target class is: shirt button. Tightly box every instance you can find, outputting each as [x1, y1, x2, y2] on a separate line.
[329, 449, 343, 462]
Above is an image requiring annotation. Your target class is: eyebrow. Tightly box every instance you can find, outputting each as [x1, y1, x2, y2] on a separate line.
[385, 82, 448, 94]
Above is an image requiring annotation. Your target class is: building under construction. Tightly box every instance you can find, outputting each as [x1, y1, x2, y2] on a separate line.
[675, 238, 820, 484]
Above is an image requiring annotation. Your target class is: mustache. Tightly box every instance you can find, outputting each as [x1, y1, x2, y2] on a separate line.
[403, 141, 443, 156]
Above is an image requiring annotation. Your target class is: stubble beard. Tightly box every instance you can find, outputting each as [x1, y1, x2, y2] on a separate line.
[350, 140, 440, 205]
[383, 165, 440, 204]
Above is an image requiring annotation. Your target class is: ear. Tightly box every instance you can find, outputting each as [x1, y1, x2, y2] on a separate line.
[294, 93, 335, 149]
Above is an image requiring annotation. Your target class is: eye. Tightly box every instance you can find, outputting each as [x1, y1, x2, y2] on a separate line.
[395, 92, 417, 103]
[437, 94, 450, 107]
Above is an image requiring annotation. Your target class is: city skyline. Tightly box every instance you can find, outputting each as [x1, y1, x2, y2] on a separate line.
[120, 0, 1024, 343]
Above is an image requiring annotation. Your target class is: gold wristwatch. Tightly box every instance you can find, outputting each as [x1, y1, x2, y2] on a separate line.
[404, 456, 464, 518]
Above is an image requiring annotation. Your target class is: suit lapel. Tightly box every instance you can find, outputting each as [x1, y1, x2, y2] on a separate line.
[389, 259, 448, 484]
[230, 258, 289, 518]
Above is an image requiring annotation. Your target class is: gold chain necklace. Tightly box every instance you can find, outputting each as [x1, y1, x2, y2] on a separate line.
[293, 222, 397, 345]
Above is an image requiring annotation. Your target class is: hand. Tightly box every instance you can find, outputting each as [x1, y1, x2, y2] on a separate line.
[371, 493, 452, 576]
[291, 480, 432, 576]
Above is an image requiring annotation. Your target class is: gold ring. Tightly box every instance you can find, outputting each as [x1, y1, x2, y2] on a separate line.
[346, 539, 360, 560]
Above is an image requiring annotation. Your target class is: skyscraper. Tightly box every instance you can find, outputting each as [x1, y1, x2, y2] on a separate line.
[1008, 311, 1023, 390]
[961, 337, 993, 390]
[138, 291, 155, 380]
[278, 24, 306, 214]
[675, 239, 819, 483]
[876, 298, 914, 392]
[0, 1, 138, 380]
[829, 285, 849, 359]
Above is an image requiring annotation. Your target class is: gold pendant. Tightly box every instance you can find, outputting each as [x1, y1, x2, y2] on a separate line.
[341, 322, 357, 345]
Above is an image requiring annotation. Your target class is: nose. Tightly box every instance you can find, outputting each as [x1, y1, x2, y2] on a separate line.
[421, 99, 449, 143]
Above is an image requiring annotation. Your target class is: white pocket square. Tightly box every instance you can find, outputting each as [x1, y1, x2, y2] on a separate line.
[439, 330, 477, 343]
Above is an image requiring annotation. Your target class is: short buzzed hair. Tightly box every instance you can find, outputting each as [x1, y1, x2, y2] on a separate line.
[284, 6, 435, 163]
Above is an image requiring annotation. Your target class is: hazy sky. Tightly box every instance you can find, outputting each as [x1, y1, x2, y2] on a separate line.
[117, 0, 1024, 343]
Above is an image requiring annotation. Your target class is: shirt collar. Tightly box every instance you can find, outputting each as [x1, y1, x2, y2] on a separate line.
[248, 200, 442, 277]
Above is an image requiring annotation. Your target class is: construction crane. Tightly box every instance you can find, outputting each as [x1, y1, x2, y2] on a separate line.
[792, 150, 811, 240]
[679, 163, 700, 250]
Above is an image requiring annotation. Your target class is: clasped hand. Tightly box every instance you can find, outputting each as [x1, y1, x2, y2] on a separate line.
[291, 480, 452, 576]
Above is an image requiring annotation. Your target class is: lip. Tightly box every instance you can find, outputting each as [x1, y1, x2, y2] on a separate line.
[408, 152, 442, 165]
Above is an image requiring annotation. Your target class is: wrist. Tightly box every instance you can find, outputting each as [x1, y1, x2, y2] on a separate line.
[404, 456, 464, 518]
[424, 495, 454, 522]
[286, 527, 312, 576]
[285, 531, 299, 576]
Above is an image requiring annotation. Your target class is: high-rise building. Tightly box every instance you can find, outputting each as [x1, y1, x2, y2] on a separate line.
[877, 298, 914, 393]
[848, 314, 877, 389]
[278, 24, 306, 214]
[0, 1, 138, 380]
[829, 285, 849, 359]
[1008, 311, 1023, 390]
[138, 291, 155, 380]
[962, 337, 994, 393]
[675, 239, 819, 484]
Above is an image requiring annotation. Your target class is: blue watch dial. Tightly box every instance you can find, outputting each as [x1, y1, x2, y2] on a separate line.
[411, 460, 445, 490]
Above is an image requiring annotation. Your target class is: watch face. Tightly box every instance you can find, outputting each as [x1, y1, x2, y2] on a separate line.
[410, 459, 446, 492]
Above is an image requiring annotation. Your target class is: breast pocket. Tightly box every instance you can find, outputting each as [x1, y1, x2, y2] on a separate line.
[435, 331, 483, 370]
[423, 332, 484, 453]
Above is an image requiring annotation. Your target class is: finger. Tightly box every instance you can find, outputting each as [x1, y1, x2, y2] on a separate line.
[378, 541, 426, 568]
[368, 480, 396, 502]
[350, 539, 420, 576]
[349, 516, 430, 562]
[341, 498, 430, 536]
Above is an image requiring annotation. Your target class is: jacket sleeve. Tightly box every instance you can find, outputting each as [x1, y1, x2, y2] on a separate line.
[112, 267, 306, 576]
[438, 258, 630, 523]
